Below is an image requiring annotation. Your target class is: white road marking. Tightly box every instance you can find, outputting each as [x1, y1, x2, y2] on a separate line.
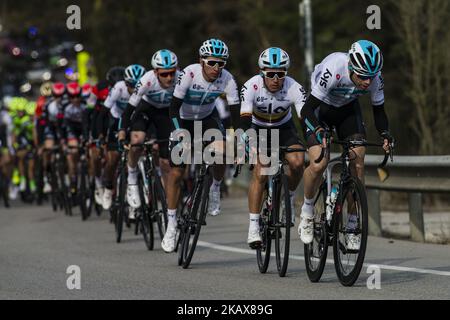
[197, 241, 450, 277]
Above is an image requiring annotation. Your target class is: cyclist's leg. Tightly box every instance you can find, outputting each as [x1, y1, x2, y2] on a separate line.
[66, 127, 80, 193]
[102, 116, 120, 208]
[151, 108, 171, 189]
[16, 149, 27, 192]
[336, 100, 367, 184]
[126, 104, 151, 208]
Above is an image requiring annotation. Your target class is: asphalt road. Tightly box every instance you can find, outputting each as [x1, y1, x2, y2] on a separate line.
[1, 197, 450, 300]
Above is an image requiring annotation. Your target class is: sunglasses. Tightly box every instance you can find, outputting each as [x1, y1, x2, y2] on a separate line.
[262, 70, 287, 79]
[158, 71, 176, 78]
[69, 95, 81, 99]
[202, 59, 227, 68]
[356, 74, 376, 81]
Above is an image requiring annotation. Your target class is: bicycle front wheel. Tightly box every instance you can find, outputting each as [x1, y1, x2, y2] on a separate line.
[304, 181, 329, 282]
[333, 177, 368, 287]
[274, 174, 291, 277]
[180, 170, 211, 269]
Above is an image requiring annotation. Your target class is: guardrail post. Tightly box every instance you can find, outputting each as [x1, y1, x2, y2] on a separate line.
[367, 189, 382, 237]
[408, 192, 425, 242]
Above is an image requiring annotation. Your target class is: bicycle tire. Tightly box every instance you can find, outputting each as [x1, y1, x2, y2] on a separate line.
[304, 182, 329, 282]
[115, 167, 127, 243]
[138, 175, 154, 250]
[333, 177, 368, 287]
[256, 208, 272, 274]
[79, 162, 89, 221]
[153, 173, 168, 240]
[274, 173, 291, 277]
[181, 168, 211, 269]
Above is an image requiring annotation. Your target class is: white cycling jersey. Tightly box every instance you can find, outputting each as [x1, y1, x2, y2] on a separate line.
[0, 110, 12, 149]
[240, 75, 307, 127]
[64, 103, 86, 123]
[128, 70, 179, 109]
[173, 64, 240, 120]
[47, 100, 64, 122]
[311, 52, 384, 108]
[104, 81, 130, 119]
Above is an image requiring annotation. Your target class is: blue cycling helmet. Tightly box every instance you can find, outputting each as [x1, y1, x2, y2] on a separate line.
[348, 40, 383, 77]
[258, 47, 290, 70]
[151, 49, 178, 69]
[199, 39, 229, 60]
[124, 64, 146, 86]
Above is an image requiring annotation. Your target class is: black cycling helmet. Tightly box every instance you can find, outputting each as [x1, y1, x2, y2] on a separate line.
[106, 66, 125, 87]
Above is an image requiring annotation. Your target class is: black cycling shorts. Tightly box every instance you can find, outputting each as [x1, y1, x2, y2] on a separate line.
[107, 115, 120, 152]
[66, 121, 83, 141]
[302, 99, 366, 148]
[251, 118, 303, 151]
[130, 100, 171, 159]
[169, 110, 225, 168]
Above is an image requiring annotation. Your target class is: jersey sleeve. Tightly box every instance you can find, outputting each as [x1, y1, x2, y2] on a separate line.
[370, 73, 385, 106]
[239, 79, 254, 117]
[173, 66, 193, 100]
[128, 74, 151, 107]
[290, 82, 308, 118]
[310, 61, 337, 102]
[224, 74, 240, 105]
[104, 83, 120, 109]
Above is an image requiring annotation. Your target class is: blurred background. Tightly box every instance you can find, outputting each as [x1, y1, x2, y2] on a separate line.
[0, 0, 449, 155]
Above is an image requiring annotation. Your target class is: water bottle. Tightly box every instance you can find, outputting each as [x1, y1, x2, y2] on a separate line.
[326, 186, 338, 222]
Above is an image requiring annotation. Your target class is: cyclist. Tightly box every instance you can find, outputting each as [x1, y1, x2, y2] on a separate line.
[99, 64, 146, 210]
[11, 98, 36, 196]
[240, 47, 307, 248]
[162, 39, 240, 253]
[86, 81, 110, 205]
[0, 100, 14, 201]
[119, 50, 179, 214]
[63, 82, 88, 196]
[299, 40, 393, 250]
[40, 82, 66, 193]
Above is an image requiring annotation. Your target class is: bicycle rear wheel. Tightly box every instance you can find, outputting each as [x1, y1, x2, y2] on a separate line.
[274, 174, 291, 277]
[115, 167, 127, 243]
[304, 181, 329, 282]
[139, 175, 154, 250]
[79, 161, 90, 221]
[180, 169, 211, 269]
[333, 177, 368, 287]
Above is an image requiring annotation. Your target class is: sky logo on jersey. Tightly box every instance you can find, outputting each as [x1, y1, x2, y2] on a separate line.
[184, 90, 222, 106]
[146, 91, 173, 105]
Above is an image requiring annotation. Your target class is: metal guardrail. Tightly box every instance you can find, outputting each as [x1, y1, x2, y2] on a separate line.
[364, 154, 450, 242]
[233, 154, 450, 243]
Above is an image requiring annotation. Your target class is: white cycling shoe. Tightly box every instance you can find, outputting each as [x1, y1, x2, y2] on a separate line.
[247, 228, 262, 249]
[102, 188, 113, 210]
[127, 185, 141, 209]
[95, 187, 104, 206]
[43, 181, 52, 194]
[207, 188, 221, 216]
[161, 225, 178, 253]
[298, 215, 314, 244]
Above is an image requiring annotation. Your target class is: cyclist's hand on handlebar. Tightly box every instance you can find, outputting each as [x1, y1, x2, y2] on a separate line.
[315, 127, 327, 148]
[381, 131, 394, 153]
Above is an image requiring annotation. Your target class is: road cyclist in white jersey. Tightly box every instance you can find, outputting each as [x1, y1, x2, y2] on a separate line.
[161, 38, 241, 253]
[299, 40, 394, 250]
[98, 64, 146, 210]
[119, 50, 179, 216]
[239, 47, 308, 248]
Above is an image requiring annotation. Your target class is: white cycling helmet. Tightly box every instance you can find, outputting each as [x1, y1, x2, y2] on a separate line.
[199, 39, 229, 60]
[151, 49, 178, 69]
[348, 40, 383, 77]
[258, 47, 290, 70]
